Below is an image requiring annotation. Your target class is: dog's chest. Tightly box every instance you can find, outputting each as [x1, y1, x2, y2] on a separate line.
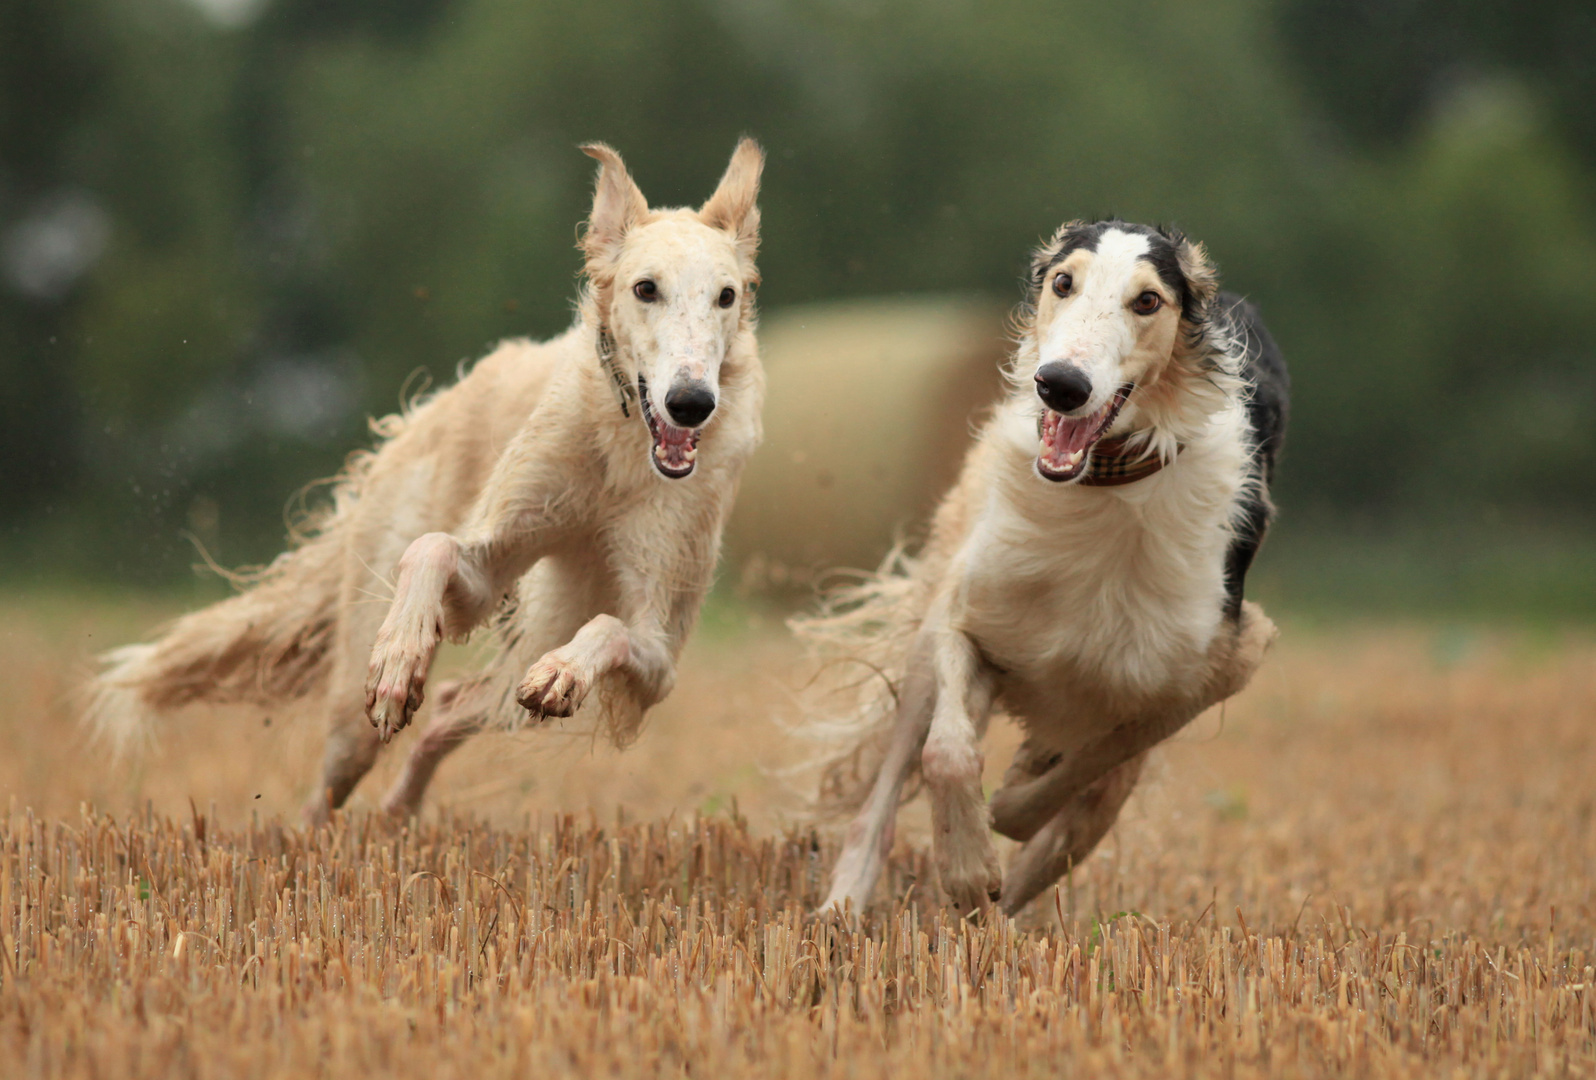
[598, 417, 757, 570]
[953, 479, 1232, 710]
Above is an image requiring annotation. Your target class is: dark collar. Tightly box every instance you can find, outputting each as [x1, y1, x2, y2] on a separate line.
[596, 326, 638, 417]
[1078, 434, 1179, 487]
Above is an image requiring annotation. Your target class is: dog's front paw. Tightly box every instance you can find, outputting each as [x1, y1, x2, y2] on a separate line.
[516, 655, 589, 719]
[365, 632, 436, 743]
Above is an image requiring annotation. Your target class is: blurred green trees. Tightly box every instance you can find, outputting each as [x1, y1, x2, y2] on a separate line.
[1, 0, 1592, 582]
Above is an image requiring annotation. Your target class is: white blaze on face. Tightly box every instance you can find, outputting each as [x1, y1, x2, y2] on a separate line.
[1030, 228, 1183, 482]
[1038, 230, 1158, 409]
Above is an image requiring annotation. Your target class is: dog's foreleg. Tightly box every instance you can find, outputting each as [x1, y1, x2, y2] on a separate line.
[514, 613, 639, 719]
[364, 428, 579, 741]
[820, 634, 937, 915]
[514, 544, 691, 723]
[364, 531, 500, 741]
[921, 622, 1000, 914]
[998, 751, 1147, 915]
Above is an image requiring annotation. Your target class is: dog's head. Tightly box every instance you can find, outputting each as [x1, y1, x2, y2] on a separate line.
[579, 138, 763, 479]
[1020, 220, 1218, 483]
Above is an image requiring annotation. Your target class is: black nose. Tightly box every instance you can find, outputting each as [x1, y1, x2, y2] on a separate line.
[664, 383, 716, 428]
[1034, 362, 1093, 413]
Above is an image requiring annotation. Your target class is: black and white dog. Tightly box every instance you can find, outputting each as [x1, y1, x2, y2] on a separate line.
[805, 219, 1288, 915]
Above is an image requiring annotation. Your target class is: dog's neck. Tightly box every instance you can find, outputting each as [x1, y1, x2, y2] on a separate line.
[1085, 334, 1241, 472]
[594, 324, 639, 418]
[1077, 434, 1180, 486]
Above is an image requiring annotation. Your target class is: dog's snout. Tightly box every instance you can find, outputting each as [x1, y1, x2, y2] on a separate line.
[664, 383, 716, 428]
[1034, 362, 1093, 413]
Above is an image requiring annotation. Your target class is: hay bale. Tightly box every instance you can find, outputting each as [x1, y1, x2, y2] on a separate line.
[726, 294, 1008, 591]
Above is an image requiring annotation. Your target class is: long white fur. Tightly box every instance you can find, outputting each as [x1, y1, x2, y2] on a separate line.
[805, 224, 1277, 916]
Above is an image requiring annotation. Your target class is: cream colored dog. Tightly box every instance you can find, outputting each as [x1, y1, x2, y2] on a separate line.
[804, 219, 1288, 916]
[89, 140, 766, 822]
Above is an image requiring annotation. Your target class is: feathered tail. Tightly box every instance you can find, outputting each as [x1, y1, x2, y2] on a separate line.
[788, 545, 934, 816]
[86, 451, 377, 752]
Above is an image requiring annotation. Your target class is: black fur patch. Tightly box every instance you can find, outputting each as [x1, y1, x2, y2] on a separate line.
[1031, 221, 1104, 283]
[1212, 292, 1290, 620]
[1137, 230, 1195, 322]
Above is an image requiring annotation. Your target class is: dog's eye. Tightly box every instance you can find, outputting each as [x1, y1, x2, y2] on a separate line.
[1131, 290, 1163, 315]
[718, 286, 736, 308]
[633, 279, 658, 302]
[1051, 272, 1072, 298]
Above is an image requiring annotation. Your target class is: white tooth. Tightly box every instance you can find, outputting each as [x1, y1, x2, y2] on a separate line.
[654, 445, 667, 461]
[683, 446, 698, 461]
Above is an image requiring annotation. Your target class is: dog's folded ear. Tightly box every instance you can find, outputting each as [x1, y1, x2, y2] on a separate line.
[579, 142, 650, 269]
[1169, 230, 1219, 324]
[699, 137, 764, 273]
[1029, 220, 1089, 292]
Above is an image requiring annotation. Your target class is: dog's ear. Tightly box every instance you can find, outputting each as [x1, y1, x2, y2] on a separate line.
[1030, 220, 1086, 289]
[699, 137, 764, 272]
[579, 142, 649, 268]
[1170, 231, 1218, 323]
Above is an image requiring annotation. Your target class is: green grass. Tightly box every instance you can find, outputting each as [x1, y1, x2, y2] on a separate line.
[1247, 516, 1596, 625]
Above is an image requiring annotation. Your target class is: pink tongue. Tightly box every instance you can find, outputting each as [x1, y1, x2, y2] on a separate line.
[656, 421, 697, 468]
[1046, 413, 1098, 456]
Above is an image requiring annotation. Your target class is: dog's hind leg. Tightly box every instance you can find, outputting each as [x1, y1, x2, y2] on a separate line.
[380, 557, 604, 816]
[302, 587, 390, 825]
[997, 750, 1147, 916]
[304, 513, 451, 825]
[990, 602, 1277, 841]
[820, 633, 937, 915]
[305, 699, 384, 825]
[378, 679, 483, 817]
[988, 722, 1147, 844]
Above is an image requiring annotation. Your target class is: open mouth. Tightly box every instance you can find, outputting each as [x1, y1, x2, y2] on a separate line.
[638, 377, 701, 479]
[1036, 384, 1133, 482]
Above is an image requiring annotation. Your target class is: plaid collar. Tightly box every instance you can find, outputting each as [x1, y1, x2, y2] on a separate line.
[1078, 433, 1179, 487]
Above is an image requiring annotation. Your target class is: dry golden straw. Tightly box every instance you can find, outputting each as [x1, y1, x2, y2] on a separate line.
[2, 601, 1594, 1077]
[3, 793, 1594, 1079]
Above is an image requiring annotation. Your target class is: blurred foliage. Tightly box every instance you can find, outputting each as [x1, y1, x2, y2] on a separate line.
[1279, 0, 1596, 158]
[1, 0, 1593, 589]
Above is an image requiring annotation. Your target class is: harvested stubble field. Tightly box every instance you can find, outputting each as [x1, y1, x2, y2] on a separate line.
[2, 594, 1595, 1078]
